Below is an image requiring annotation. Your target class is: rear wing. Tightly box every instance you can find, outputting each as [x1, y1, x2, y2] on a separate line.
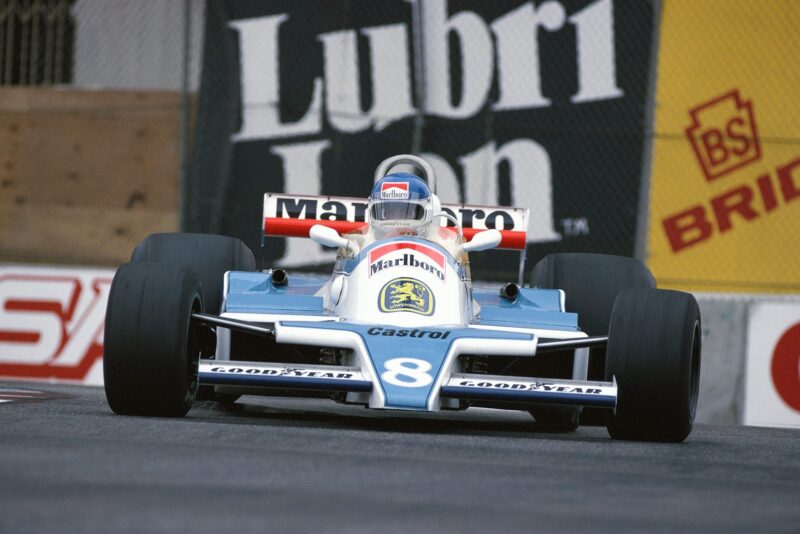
[263, 193, 529, 250]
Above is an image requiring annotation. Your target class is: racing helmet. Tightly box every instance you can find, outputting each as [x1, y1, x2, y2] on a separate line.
[367, 173, 433, 233]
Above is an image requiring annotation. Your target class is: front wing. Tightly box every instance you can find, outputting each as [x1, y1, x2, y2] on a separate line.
[196, 318, 618, 412]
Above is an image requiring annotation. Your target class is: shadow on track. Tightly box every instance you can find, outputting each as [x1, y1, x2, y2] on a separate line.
[187, 397, 613, 443]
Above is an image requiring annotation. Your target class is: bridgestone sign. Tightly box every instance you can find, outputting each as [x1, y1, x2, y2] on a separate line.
[188, 0, 654, 278]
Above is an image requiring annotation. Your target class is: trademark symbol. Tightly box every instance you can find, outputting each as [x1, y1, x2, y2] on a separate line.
[560, 218, 589, 236]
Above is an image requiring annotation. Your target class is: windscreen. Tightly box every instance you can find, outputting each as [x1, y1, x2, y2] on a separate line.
[370, 201, 425, 221]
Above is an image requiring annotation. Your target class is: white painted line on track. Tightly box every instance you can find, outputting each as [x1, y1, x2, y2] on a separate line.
[0, 388, 64, 404]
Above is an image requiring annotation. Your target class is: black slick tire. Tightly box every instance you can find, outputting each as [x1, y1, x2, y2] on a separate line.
[103, 262, 203, 417]
[131, 233, 254, 402]
[605, 288, 701, 442]
[530, 253, 656, 336]
[131, 232, 255, 314]
[530, 406, 579, 432]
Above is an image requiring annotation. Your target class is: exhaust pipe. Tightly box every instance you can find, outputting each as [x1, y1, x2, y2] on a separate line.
[499, 282, 518, 300]
[271, 269, 288, 286]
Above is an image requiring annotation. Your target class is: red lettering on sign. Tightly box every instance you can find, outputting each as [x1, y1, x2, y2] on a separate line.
[700, 129, 728, 167]
[710, 186, 758, 233]
[661, 157, 800, 253]
[777, 156, 800, 203]
[771, 322, 800, 412]
[0, 274, 111, 382]
[662, 205, 713, 252]
[756, 174, 778, 212]
[685, 89, 761, 181]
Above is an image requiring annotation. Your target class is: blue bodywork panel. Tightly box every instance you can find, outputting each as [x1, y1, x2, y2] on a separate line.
[223, 271, 578, 330]
[472, 287, 578, 331]
[224, 271, 328, 315]
[282, 321, 533, 410]
[219, 270, 586, 411]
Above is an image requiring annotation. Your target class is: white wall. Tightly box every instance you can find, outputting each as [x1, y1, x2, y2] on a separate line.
[72, 0, 204, 91]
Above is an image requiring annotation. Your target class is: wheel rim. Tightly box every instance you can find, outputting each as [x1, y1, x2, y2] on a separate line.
[185, 296, 202, 402]
[688, 320, 701, 421]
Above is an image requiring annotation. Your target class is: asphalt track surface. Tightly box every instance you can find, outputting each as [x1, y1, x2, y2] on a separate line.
[1, 382, 798, 533]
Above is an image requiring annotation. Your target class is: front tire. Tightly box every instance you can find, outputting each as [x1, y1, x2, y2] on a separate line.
[529, 253, 656, 427]
[104, 262, 203, 417]
[131, 233, 255, 403]
[605, 288, 701, 442]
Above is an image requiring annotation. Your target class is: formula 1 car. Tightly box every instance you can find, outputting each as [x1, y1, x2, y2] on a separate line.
[103, 155, 701, 442]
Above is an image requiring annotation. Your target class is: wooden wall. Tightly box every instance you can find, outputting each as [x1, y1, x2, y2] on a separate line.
[0, 87, 181, 266]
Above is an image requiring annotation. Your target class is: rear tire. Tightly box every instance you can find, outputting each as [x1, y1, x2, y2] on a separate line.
[530, 406, 579, 431]
[605, 288, 701, 442]
[530, 253, 656, 335]
[131, 233, 255, 402]
[131, 232, 255, 313]
[530, 253, 656, 426]
[104, 262, 203, 417]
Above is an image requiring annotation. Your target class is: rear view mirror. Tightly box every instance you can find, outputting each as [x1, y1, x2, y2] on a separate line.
[462, 229, 502, 252]
[309, 224, 349, 249]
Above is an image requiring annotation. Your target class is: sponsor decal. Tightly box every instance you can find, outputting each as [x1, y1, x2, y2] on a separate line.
[378, 278, 434, 316]
[660, 90, 799, 254]
[664, 89, 795, 253]
[369, 242, 445, 280]
[370, 253, 445, 280]
[367, 327, 450, 339]
[267, 195, 525, 231]
[274, 196, 368, 222]
[647, 3, 800, 293]
[662, 156, 800, 253]
[0, 267, 113, 386]
[744, 303, 800, 427]
[457, 379, 603, 395]
[685, 89, 761, 182]
[193, 1, 653, 274]
[209, 366, 355, 379]
[771, 322, 800, 413]
[380, 181, 410, 200]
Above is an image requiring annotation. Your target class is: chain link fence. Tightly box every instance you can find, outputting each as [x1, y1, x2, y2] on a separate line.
[1, 0, 798, 292]
[409, 0, 655, 264]
[188, 0, 656, 280]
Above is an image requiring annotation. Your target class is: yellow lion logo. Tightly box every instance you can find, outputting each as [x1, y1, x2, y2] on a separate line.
[379, 278, 433, 315]
[389, 282, 425, 307]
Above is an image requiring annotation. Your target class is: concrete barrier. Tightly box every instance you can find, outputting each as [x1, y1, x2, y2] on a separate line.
[695, 293, 800, 427]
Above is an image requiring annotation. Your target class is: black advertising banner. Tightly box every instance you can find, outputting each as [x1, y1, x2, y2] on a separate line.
[188, 0, 654, 279]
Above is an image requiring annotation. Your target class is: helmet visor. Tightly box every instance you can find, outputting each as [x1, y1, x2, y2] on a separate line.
[371, 201, 425, 221]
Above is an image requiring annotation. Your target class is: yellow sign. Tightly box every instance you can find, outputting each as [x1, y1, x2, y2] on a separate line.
[647, 0, 800, 293]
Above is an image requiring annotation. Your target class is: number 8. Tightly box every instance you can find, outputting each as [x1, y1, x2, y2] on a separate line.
[381, 358, 433, 388]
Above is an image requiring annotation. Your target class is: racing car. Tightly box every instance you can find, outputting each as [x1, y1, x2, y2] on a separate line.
[103, 155, 701, 442]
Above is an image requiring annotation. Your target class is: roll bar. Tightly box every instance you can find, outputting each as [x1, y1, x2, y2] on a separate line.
[373, 154, 437, 194]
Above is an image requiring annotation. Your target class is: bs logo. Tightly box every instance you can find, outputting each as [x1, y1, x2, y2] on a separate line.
[685, 89, 761, 181]
[378, 278, 434, 316]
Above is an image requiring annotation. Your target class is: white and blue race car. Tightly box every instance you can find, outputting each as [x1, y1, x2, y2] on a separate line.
[104, 155, 701, 442]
